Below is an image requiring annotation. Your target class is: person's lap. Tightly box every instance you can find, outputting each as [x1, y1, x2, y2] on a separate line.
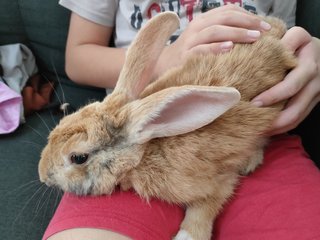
[43, 135, 320, 240]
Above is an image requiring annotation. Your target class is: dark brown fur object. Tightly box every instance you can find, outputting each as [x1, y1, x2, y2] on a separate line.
[39, 13, 296, 240]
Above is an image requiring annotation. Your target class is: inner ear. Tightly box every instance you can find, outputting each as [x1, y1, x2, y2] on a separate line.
[149, 93, 216, 127]
[126, 86, 240, 144]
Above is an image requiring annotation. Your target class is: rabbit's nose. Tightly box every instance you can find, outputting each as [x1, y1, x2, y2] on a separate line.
[39, 169, 53, 186]
[40, 177, 54, 188]
[38, 168, 48, 183]
[39, 172, 48, 184]
[44, 171, 56, 186]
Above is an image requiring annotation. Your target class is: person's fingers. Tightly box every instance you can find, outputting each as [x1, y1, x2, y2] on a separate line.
[188, 41, 234, 55]
[175, 4, 272, 62]
[29, 75, 40, 92]
[267, 78, 320, 135]
[191, 25, 261, 47]
[281, 26, 312, 52]
[252, 56, 316, 107]
[267, 96, 319, 136]
[40, 82, 54, 102]
[197, 7, 271, 32]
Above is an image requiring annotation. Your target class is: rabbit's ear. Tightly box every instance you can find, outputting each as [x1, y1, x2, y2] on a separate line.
[126, 86, 241, 144]
[113, 12, 180, 102]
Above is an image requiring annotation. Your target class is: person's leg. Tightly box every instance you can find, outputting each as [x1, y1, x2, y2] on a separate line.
[214, 135, 320, 240]
[42, 190, 184, 240]
[48, 228, 131, 240]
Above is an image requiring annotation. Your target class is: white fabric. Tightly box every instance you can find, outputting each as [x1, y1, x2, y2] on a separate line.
[59, 0, 296, 48]
[256, 0, 296, 29]
[59, 0, 118, 27]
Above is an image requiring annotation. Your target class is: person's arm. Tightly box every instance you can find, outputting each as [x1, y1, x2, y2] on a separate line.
[65, 13, 126, 88]
[65, 5, 271, 88]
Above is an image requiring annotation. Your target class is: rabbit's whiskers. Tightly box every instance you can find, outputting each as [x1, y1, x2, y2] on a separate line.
[25, 124, 47, 141]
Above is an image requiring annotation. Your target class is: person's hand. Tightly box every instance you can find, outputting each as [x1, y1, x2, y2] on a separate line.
[22, 74, 54, 116]
[155, 4, 271, 77]
[251, 27, 320, 136]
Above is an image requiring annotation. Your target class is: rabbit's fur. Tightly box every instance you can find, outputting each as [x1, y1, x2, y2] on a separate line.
[39, 12, 296, 240]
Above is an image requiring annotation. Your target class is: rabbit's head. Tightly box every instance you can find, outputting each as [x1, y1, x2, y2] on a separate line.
[38, 12, 240, 195]
[38, 99, 144, 195]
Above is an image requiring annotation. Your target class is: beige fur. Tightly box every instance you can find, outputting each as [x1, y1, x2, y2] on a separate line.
[39, 12, 296, 240]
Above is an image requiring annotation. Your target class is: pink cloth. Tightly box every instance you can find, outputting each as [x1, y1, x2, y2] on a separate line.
[43, 135, 320, 240]
[0, 81, 22, 134]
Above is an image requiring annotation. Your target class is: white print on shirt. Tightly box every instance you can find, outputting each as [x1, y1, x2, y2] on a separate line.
[129, 0, 257, 43]
[130, 0, 257, 31]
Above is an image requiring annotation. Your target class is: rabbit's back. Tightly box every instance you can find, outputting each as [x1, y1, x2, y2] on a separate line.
[132, 19, 297, 203]
[142, 35, 296, 101]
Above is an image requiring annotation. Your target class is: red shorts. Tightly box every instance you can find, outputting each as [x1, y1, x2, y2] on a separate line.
[43, 135, 320, 240]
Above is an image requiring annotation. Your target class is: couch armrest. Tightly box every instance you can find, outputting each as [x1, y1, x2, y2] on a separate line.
[0, 0, 27, 45]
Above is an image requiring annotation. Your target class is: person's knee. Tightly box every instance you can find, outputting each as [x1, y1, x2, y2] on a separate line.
[47, 228, 131, 240]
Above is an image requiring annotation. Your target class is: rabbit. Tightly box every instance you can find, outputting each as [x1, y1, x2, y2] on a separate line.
[39, 12, 296, 240]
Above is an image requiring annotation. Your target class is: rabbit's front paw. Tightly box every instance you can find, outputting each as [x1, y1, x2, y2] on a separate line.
[173, 230, 194, 240]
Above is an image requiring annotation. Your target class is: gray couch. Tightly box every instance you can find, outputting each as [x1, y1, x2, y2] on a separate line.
[0, 1, 319, 240]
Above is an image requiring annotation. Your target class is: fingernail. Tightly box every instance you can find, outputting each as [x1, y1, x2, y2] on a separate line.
[252, 100, 263, 107]
[247, 30, 261, 38]
[260, 21, 271, 31]
[220, 41, 233, 50]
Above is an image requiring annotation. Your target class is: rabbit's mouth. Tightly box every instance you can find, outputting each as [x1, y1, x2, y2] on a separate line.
[67, 178, 94, 196]
[65, 174, 116, 196]
[68, 185, 93, 196]
[40, 168, 95, 196]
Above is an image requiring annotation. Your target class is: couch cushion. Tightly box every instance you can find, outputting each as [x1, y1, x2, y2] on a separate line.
[0, 0, 27, 45]
[0, 110, 61, 240]
[18, 0, 70, 81]
[0, 0, 71, 81]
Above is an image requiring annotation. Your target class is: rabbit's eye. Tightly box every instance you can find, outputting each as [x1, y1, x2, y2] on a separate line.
[70, 153, 89, 165]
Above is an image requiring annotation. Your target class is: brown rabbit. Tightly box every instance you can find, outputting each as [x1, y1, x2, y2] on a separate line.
[39, 12, 296, 240]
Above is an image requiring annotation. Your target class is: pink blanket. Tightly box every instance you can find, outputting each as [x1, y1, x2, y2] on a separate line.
[0, 81, 22, 134]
